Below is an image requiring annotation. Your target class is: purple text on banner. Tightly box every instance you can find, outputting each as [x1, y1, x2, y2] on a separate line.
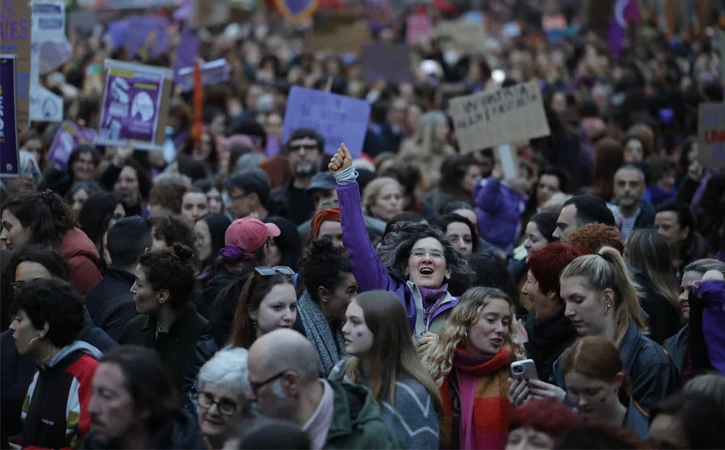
[125, 16, 170, 58]
[282, 86, 371, 159]
[0, 55, 20, 176]
[173, 29, 200, 83]
[47, 121, 97, 171]
[176, 59, 230, 92]
[99, 67, 163, 145]
[406, 14, 432, 45]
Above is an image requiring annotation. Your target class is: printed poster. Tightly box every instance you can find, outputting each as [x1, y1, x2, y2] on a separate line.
[30, 0, 66, 122]
[0, 55, 20, 177]
[697, 104, 725, 169]
[449, 81, 551, 153]
[97, 60, 171, 151]
[47, 121, 98, 171]
[1, 0, 32, 130]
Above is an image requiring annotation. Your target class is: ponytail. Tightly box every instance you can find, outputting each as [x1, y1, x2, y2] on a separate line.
[1, 190, 75, 246]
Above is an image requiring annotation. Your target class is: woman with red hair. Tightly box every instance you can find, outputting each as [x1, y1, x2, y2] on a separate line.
[506, 398, 579, 450]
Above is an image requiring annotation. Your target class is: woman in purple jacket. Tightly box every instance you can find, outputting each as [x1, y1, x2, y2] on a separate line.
[329, 145, 473, 343]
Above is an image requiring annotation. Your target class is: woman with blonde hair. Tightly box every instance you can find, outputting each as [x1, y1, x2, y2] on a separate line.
[423, 287, 524, 449]
[399, 111, 456, 186]
[362, 176, 404, 223]
[538, 247, 677, 411]
[330, 290, 442, 449]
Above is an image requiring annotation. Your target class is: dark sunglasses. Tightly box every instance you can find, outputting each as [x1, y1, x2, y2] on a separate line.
[249, 370, 288, 393]
[255, 266, 295, 276]
[288, 144, 318, 152]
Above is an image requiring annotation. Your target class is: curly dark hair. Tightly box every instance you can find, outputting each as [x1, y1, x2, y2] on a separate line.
[431, 213, 481, 255]
[149, 215, 197, 256]
[301, 237, 353, 304]
[78, 192, 122, 249]
[1, 190, 76, 247]
[137, 243, 197, 309]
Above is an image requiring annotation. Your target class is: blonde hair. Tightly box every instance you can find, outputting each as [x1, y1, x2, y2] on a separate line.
[560, 246, 646, 348]
[362, 177, 402, 215]
[423, 287, 525, 385]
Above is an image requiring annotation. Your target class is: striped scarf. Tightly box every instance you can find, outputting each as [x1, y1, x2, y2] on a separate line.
[439, 346, 514, 449]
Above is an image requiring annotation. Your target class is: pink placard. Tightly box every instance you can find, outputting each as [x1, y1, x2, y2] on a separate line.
[406, 14, 433, 45]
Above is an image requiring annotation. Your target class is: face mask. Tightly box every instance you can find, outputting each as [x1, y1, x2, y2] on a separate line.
[443, 50, 460, 65]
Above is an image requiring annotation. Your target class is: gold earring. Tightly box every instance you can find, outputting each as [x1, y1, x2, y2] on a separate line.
[605, 303, 612, 313]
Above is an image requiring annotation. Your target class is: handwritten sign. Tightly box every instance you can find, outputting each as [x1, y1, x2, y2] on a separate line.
[0, 55, 19, 176]
[308, 20, 371, 53]
[47, 120, 97, 171]
[176, 59, 230, 92]
[449, 81, 550, 153]
[30, 1, 65, 123]
[435, 18, 486, 54]
[1, 0, 32, 131]
[362, 43, 410, 84]
[282, 86, 371, 159]
[698, 103, 725, 169]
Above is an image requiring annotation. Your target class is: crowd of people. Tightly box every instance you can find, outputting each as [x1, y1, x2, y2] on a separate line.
[2, 0, 725, 449]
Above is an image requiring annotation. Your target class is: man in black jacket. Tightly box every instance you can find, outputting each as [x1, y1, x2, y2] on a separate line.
[85, 216, 152, 341]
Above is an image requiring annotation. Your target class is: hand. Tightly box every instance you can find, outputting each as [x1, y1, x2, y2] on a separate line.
[702, 270, 724, 282]
[418, 332, 437, 354]
[526, 379, 566, 402]
[687, 160, 704, 181]
[492, 163, 504, 181]
[112, 144, 133, 168]
[328, 143, 352, 175]
[507, 377, 531, 407]
[514, 318, 529, 344]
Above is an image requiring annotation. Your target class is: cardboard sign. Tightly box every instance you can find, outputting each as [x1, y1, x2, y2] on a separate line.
[47, 120, 97, 171]
[362, 43, 410, 84]
[307, 19, 371, 53]
[698, 103, 725, 169]
[406, 13, 432, 44]
[1, 0, 32, 131]
[449, 81, 550, 153]
[97, 60, 173, 151]
[176, 59, 230, 92]
[30, 1, 65, 123]
[0, 55, 20, 177]
[282, 86, 371, 159]
[435, 18, 486, 54]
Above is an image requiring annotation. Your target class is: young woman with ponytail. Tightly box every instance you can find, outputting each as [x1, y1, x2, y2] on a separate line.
[1, 190, 102, 296]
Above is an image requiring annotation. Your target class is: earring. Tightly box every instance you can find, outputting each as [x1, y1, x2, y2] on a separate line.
[604, 303, 612, 314]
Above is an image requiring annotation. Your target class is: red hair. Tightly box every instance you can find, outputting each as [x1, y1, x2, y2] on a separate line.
[509, 398, 579, 438]
[528, 243, 584, 298]
[259, 156, 293, 190]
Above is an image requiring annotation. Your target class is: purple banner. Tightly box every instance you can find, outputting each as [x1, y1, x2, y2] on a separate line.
[0, 55, 20, 177]
[176, 59, 230, 93]
[47, 121, 97, 171]
[98, 65, 163, 147]
[362, 43, 411, 84]
[125, 15, 170, 58]
[173, 29, 200, 83]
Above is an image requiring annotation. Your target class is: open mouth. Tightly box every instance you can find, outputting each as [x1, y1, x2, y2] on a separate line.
[490, 338, 503, 347]
[419, 267, 434, 275]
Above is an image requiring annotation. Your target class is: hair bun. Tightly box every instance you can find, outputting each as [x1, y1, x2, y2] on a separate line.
[170, 243, 194, 262]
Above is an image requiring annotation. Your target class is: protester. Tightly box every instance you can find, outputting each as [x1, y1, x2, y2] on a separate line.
[247, 329, 400, 449]
[562, 223, 624, 255]
[224, 169, 272, 220]
[684, 373, 725, 412]
[66, 181, 102, 215]
[77, 192, 126, 258]
[423, 287, 524, 449]
[431, 213, 480, 259]
[552, 195, 616, 240]
[362, 177, 404, 223]
[263, 216, 302, 271]
[308, 207, 343, 247]
[149, 215, 197, 253]
[654, 201, 711, 278]
[511, 211, 559, 298]
[331, 290, 442, 449]
[612, 164, 654, 240]
[148, 172, 191, 218]
[181, 187, 210, 223]
[506, 398, 579, 450]
[648, 391, 725, 449]
[195, 213, 232, 288]
[99, 151, 151, 217]
[527, 168, 569, 216]
[44, 146, 101, 197]
[193, 180, 224, 215]
[223, 418, 310, 450]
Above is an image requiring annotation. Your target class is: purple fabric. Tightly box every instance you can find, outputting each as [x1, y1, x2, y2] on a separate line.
[219, 244, 252, 262]
[337, 182, 458, 335]
[473, 177, 527, 252]
[700, 280, 725, 376]
[692, 170, 723, 208]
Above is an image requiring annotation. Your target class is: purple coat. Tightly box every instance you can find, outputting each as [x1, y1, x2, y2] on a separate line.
[338, 182, 458, 338]
[473, 177, 527, 252]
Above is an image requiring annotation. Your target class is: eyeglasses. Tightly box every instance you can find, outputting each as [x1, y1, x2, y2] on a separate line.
[249, 370, 288, 393]
[194, 391, 239, 415]
[411, 249, 445, 259]
[288, 144, 318, 153]
[255, 266, 295, 276]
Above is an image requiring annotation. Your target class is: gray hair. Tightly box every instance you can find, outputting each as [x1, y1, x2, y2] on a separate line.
[684, 259, 725, 277]
[198, 346, 251, 392]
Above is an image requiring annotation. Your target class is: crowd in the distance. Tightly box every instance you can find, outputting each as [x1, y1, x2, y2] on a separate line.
[1, 0, 725, 449]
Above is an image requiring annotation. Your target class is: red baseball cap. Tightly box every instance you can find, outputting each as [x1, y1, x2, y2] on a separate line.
[224, 218, 281, 253]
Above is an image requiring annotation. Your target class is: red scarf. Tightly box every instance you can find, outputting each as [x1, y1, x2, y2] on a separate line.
[439, 346, 514, 449]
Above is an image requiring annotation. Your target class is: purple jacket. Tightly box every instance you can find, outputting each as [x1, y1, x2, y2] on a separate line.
[338, 182, 458, 338]
[700, 279, 725, 376]
[473, 177, 527, 252]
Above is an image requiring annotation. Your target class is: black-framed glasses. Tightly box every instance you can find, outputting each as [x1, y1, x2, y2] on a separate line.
[288, 144, 318, 153]
[194, 391, 239, 415]
[255, 266, 295, 276]
[249, 370, 288, 393]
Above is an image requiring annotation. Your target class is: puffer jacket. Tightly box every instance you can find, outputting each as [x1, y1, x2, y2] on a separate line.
[58, 228, 103, 298]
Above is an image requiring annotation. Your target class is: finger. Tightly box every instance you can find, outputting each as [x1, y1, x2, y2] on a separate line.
[341, 143, 351, 157]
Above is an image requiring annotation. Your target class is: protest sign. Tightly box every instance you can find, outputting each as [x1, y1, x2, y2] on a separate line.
[720, 30, 725, 89]
[1, 0, 32, 131]
[698, 103, 725, 169]
[406, 14, 433, 45]
[362, 43, 410, 84]
[47, 121, 97, 171]
[173, 29, 200, 83]
[176, 59, 230, 93]
[282, 86, 370, 159]
[307, 19, 371, 53]
[192, 0, 230, 29]
[29, 1, 65, 123]
[97, 60, 173, 151]
[0, 55, 20, 177]
[76, 0, 179, 8]
[125, 15, 170, 58]
[68, 10, 96, 34]
[275, 0, 318, 20]
[434, 18, 486, 54]
[448, 81, 551, 153]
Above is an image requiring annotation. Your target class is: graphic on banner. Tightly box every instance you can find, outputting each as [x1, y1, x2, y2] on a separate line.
[47, 121, 98, 171]
[0, 55, 20, 176]
[698, 103, 725, 169]
[29, 1, 65, 122]
[1, 0, 32, 130]
[98, 61, 167, 150]
[282, 86, 371, 159]
[449, 81, 551, 153]
[176, 59, 230, 92]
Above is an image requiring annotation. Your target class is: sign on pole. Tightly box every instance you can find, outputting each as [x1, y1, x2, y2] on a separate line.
[0, 55, 20, 176]
[698, 103, 725, 169]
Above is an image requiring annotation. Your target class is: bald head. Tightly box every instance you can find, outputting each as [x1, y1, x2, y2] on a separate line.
[248, 329, 320, 383]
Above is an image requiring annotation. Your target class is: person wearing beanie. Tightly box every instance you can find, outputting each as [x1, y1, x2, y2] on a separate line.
[310, 208, 342, 247]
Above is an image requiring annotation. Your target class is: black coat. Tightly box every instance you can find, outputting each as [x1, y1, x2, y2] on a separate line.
[524, 308, 578, 383]
[85, 268, 139, 341]
[631, 269, 681, 344]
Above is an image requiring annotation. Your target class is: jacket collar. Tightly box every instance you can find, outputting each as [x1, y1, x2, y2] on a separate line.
[141, 302, 196, 333]
[326, 380, 378, 442]
[105, 267, 136, 284]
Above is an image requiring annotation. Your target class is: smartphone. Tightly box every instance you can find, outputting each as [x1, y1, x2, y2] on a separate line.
[510, 359, 538, 380]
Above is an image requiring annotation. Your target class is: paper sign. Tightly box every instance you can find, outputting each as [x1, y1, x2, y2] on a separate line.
[1, 0, 32, 131]
[406, 14, 433, 45]
[449, 81, 551, 153]
[173, 29, 201, 83]
[176, 59, 230, 92]
[47, 120, 97, 171]
[0, 55, 20, 177]
[698, 103, 725, 169]
[32, 1, 71, 75]
[125, 15, 170, 58]
[97, 60, 173, 151]
[308, 20, 372, 53]
[435, 18, 486, 54]
[282, 86, 371, 159]
[720, 30, 725, 90]
[68, 10, 96, 34]
[29, 1, 65, 122]
[76, 0, 179, 8]
[362, 43, 410, 84]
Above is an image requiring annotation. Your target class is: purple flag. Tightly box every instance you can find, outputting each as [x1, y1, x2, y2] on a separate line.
[105, 20, 130, 48]
[0, 55, 20, 177]
[609, 0, 640, 58]
[173, 29, 200, 83]
[47, 121, 97, 171]
[125, 16, 170, 58]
